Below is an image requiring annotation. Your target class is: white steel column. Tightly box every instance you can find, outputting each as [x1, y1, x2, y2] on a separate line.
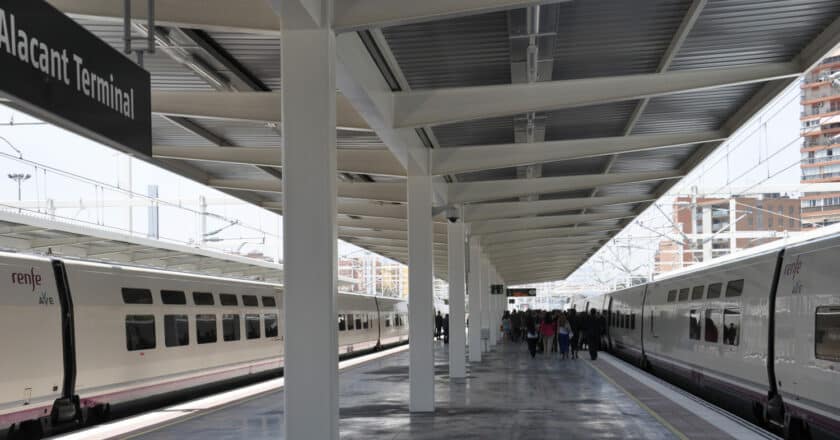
[468, 236, 482, 363]
[488, 262, 497, 347]
[447, 220, 466, 379]
[279, 4, 338, 438]
[480, 255, 490, 353]
[408, 153, 435, 412]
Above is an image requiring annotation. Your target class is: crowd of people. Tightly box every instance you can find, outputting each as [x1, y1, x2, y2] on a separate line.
[501, 308, 607, 360]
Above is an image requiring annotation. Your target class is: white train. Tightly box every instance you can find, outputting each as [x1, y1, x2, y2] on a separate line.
[573, 232, 840, 440]
[0, 252, 408, 438]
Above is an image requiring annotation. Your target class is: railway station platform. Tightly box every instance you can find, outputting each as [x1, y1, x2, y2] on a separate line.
[61, 342, 778, 440]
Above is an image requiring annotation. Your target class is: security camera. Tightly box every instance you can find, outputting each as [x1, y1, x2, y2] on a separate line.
[446, 206, 459, 223]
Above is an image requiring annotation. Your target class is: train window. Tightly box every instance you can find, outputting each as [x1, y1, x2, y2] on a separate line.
[631, 313, 636, 330]
[678, 288, 689, 302]
[262, 296, 277, 307]
[125, 315, 156, 351]
[196, 314, 217, 344]
[355, 315, 363, 330]
[385, 314, 391, 327]
[193, 292, 214, 306]
[704, 309, 721, 343]
[364, 314, 370, 329]
[242, 295, 259, 307]
[264, 314, 279, 338]
[347, 314, 355, 330]
[245, 314, 261, 339]
[707, 283, 722, 299]
[725, 279, 744, 298]
[122, 288, 153, 304]
[689, 310, 701, 340]
[667, 290, 677, 302]
[649, 310, 656, 337]
[691, 286, 705, 300]
[816, 306, 840, 362]
[223, 314, 240, 341]
[723, 308, 741, 346]
[161, 290, 186, 305]
[164, 315, 190, 347]
[338, 315, 347, 331]
[220, 294, 238, 306]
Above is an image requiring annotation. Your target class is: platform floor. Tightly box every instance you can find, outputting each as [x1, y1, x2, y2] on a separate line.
[126, 340, 777, 440]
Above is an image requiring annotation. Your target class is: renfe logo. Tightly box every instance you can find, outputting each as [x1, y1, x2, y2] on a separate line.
[12, 267, 42, 291]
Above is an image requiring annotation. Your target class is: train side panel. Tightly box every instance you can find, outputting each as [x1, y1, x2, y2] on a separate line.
[608, 286, 645, 364]
[0, 255, 64, 428]
[644, 251, 778, 422]
[66, 262, 282, 407]
[775, 239, 840, 437]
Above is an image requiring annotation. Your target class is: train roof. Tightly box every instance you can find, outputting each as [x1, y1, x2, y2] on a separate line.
[650, 222, 840, 284]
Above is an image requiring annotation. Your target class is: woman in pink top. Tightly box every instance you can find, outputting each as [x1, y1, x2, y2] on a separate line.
[539, 315, 555, 355]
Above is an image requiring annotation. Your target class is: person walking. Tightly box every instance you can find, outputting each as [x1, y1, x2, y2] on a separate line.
[501, 311, 511, 343]
[539, 314, 555, 356]
[557, 313, 572, 359]
[435, 311, 443, 340]
[585, 308, 601, 360]
[525, 318, 539, 358]
[443, 314, 450, 344]
[568, 309, 581, 360]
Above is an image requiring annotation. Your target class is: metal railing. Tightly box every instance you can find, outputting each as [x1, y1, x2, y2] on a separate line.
[802, 172, 840, 181]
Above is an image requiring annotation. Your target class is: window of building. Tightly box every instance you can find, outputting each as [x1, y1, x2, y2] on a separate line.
[193, 292, 214, 306]
[264, 313, 279, 338]
[678, 288, 690, 302]
[789, 207, 795, 228]
[242, 295, 259, 307]
[125, 315, 156, 351]
[748, 213, 754, 226]
[164, 314, 189, 347]
[223, 314, 240, 341]
[245, 314, 261, 339]
[707, 283, 722, 299]
[689, 310, 701, 340]
[220, 294, 238, 306]
[338, 315, 347, 331]
[691, 285, 705, 300]
[667, 290, 677, 302]
[768, 214, 773, 228]
[161, 290, 186, 305]
[262, 296, 277, 307]
[196, 314, 217, 344]
[816, 306, 840, 362]
[723, 308, 741, 346]
[725, 279, 744, 297]
[705, 309, 721, 343]
[122, 288, 153, 304]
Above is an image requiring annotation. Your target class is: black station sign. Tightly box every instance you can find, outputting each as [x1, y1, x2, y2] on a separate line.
[0, 0, 151, 156]
[506, 288, 536, 297]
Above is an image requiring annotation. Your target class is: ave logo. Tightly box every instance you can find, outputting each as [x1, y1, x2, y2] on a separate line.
[11, 267, 55, 305]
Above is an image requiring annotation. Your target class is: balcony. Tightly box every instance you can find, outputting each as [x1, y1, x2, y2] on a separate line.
[802, 156, 840, 165]
[802, 88, 840, 103]
[803, 135, 840, 148]
[802, 172, 840, 181]
[802, 205, 840, 214]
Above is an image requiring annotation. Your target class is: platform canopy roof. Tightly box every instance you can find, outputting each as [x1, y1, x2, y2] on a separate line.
[49, 0, 840, 284]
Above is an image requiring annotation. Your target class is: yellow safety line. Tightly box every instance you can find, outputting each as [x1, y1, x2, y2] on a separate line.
[586, 359, 690, 440]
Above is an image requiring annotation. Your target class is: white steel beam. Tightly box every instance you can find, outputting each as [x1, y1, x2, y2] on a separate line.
[480, 226, 616, 245]
[463, 194, 653, 221]
[334, 0, 569, 31]
[433, 131, 725, 175]
[393, 62, 799, 128]
[208, 179, 407, 203]
[339, 228, 447, 243]
[151, 91, 370, 131]
[48, 0, 283, 35]
[487, 245, 598, 260]
[338, 217, 447, 234]
[470, 212, 628, 235]
[449, 171, 681, 204]
[154, 147, 405, 177]
[341, 236, 447, 248]
[483, 237, 604, 252]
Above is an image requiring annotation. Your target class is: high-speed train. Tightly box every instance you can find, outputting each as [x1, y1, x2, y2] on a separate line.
[0, 251, 408, 438]
[572, 231, 840, 440]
